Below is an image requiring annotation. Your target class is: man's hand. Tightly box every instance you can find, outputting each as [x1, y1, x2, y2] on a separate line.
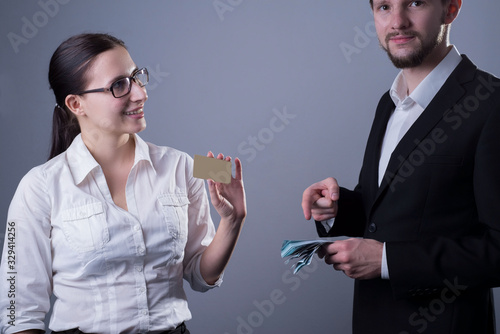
[302, 177, 339, 221]
[318, 238, 383, 280]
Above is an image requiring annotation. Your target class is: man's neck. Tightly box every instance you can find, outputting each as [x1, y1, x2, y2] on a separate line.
[402, 45, 453, 95]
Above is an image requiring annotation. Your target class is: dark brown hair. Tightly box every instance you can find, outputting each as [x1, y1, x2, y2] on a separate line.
[48, 33, 126, 159]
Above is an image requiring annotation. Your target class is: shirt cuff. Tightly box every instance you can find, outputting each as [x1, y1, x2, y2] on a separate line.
[320, 218, 335, 232]
[381, 242, 390, 280]
[196, 254, 224, 290]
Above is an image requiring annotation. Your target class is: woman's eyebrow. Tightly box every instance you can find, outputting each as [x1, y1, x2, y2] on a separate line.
[107, 67, 139, 86]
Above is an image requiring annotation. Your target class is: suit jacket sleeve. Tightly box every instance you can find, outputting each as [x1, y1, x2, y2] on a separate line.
[315, 185, 367, 238]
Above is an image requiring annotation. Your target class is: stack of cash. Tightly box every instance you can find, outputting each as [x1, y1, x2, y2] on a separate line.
[281, 239, 336, 274]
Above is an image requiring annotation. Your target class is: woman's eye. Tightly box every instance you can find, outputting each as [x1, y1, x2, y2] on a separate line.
[112, 78, 128, 93]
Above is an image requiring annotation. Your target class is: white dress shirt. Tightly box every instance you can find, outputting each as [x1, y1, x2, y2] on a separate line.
[378, 46, 463, 186]
[1, 134, 221, 334]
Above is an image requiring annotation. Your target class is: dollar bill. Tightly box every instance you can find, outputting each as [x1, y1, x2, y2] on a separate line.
[281, 238, 336, 274]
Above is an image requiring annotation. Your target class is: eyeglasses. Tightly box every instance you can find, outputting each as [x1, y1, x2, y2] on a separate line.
[76, 68, 149, 98]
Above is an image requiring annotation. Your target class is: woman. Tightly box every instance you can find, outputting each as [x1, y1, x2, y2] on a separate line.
[0, 33, 246, 334]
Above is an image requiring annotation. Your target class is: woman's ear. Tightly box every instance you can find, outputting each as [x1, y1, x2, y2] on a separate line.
[65, 94, 85, 116]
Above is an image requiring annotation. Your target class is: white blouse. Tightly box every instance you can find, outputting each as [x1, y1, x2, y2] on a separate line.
[1, 134, 221, 334]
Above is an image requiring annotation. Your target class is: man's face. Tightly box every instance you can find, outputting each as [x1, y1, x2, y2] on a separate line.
[373, 0, 449, 68]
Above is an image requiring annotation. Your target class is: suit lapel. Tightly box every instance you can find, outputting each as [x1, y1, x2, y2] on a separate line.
[372, 56, 477, 206]
[362, 93, 394, 204]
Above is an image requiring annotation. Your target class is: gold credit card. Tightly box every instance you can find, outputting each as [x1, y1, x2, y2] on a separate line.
[193, 155, 232, 184]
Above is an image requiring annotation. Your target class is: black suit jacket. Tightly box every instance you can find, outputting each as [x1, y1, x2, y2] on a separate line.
[317, 55, 500, 333]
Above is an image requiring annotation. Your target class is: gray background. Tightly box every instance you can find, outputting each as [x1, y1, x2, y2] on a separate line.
[1, 1, 500, 333]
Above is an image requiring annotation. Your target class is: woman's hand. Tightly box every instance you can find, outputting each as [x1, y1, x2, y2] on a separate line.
[206, 152, 247, 223]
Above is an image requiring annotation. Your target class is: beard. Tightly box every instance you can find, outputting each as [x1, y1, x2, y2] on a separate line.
[381, 28, 444, 68]
[380, 11, 448, 69]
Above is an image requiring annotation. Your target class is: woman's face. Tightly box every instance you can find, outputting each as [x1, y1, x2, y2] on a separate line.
[75, 46, 148, 141]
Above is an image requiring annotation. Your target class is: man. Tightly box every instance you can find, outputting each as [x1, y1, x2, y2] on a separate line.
[302, 0, 500, 333]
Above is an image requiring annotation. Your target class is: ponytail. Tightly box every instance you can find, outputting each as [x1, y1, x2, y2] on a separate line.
[48, 104, 81, 160]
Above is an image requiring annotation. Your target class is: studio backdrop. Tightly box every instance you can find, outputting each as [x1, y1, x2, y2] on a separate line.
[1, 1, 500, 333]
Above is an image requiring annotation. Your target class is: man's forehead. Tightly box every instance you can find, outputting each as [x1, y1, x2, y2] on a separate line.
[373, 0, 444, 5]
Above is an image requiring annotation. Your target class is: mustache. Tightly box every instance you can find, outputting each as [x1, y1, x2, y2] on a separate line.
[385, 31, 421, 44]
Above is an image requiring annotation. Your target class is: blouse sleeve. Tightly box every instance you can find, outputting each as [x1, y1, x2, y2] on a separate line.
[1, 167, 53, 334]
[181, 155, 222, 292]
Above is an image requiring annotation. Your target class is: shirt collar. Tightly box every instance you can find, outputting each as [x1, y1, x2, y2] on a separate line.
[389, 46, 462, 109]
[66, 133, 155, 185]
[133, 134, 155, 173]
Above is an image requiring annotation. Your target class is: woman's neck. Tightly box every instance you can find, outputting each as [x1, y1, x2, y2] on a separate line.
[81, 132, 135, 169]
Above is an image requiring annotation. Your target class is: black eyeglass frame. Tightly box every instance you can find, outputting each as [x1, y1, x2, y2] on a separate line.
[75, 67, 149, 98]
